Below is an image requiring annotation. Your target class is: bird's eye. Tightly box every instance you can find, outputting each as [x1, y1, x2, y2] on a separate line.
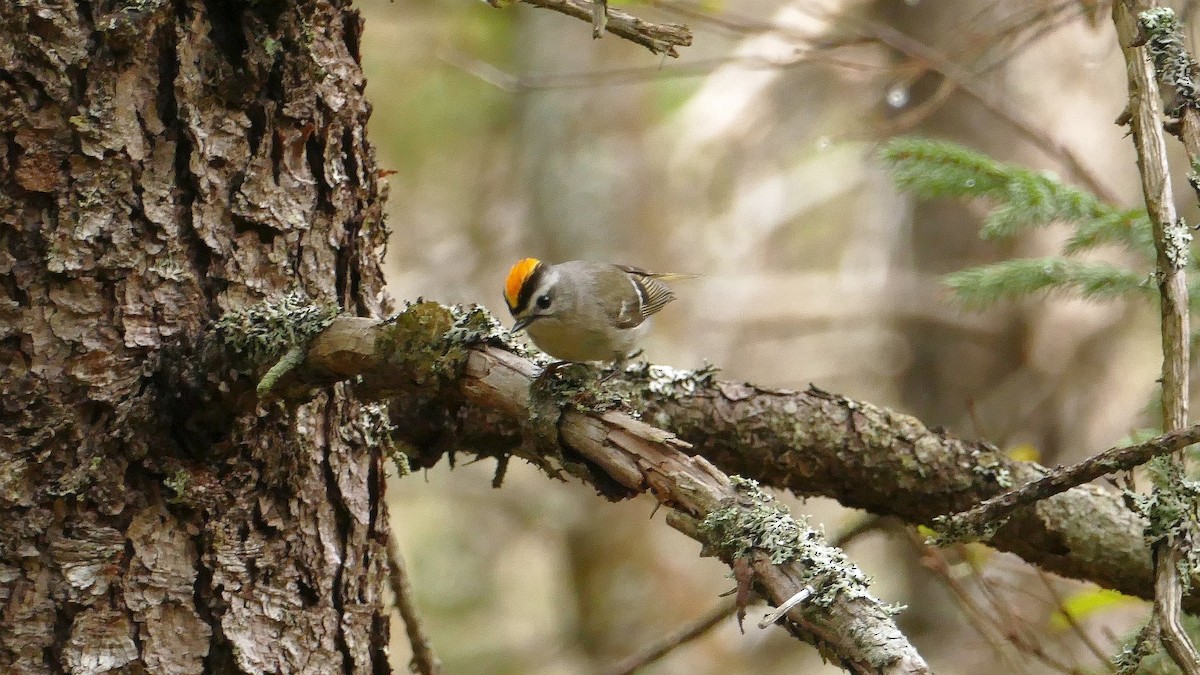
[536, 294, 552, 309]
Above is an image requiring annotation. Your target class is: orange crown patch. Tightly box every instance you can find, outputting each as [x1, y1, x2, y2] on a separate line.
[504, 258, 542, 309]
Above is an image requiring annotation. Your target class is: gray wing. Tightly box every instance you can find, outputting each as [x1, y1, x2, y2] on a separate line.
[611, 264, 678, 327]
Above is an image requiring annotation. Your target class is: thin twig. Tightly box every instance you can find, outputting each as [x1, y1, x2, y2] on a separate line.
[387, 534, 443, 675]
[900, 529, 1027, 671]
[855, 17, 1121, 206]
[512, 0, 692, 57]
[602, 600, 741, 675]
[1035, 570, 1117, 672]
[1112, 2, 1200, 673]
[938, 424, 1200, 540]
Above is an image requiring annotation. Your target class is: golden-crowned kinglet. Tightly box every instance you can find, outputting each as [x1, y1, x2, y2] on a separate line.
[503, 258, 694, 373]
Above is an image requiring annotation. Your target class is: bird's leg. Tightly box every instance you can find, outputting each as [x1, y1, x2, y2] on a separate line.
[541, 360, 572, 378]
[599, 351, 637, 383]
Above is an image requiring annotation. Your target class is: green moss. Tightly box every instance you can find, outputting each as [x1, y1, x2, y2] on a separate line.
[375, 301, 461, 386]
[375, 300, 527, 386]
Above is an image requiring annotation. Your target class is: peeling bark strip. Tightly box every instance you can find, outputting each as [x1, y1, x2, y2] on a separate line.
[303, 306, 1173, 614]
[1, 0, 389, 672]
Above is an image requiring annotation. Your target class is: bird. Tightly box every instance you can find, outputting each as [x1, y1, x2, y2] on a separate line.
[503, 258, 694, 377]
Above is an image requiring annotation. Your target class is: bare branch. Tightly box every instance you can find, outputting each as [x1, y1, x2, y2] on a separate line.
[937, 424, 1200, 542]
[510, 0, 693, 57]
[387, 536, 442, 675]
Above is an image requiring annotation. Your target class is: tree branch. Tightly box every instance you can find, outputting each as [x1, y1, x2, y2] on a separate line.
[211, 296, 1200, 665]
[277, 304, 1192, 608]
[387, 535, 442, 675]
[936, 424, 1200, 542]
[1114, 2, 1199, 672]
[302, 310, 928, 673]
[507, 0, 693, 57]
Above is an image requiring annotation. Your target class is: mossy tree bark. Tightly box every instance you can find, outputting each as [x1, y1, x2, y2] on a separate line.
[0, 0, 390, 672]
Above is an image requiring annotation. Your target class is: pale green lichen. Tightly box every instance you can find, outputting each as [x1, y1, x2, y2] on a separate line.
[626, 362, 718, 400]
[929, 514, 1001, 546]
[1139, 8, 1200, 116]
[1164, 218, 1193, 270]
[216, 290, 339, 368]
[163, 469, 190, 503]
[971, 454, 1014, 489]
[1123, 456, 1200, 591]
[697, 477, 882, 610]
[351, 402, 408, 477]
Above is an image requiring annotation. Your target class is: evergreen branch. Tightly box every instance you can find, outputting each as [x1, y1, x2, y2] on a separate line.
[882, 137, 1012, 199]
[883, 138, 1155, 252]
[1063, 209, 1156, 256]
[980, 168, 1105, 239]
[944, 258, 1150, 309]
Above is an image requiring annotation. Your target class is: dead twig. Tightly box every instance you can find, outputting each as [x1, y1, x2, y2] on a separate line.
[510, 0, 692, 57]
[937, 424, 1200, 541]
[387, 534, 443, 675]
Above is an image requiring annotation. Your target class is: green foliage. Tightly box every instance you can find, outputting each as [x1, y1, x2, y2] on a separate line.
[943, 258, 1152, 310]
[881, 137, 1169, 309]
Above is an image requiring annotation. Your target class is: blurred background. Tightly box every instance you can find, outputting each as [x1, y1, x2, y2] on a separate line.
[361, 0, 1197, 672]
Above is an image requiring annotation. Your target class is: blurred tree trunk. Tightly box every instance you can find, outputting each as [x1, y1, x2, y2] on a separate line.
[0, 1, 390, 672]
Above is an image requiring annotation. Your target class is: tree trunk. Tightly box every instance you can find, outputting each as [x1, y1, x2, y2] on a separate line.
[0, 0, 390, 672]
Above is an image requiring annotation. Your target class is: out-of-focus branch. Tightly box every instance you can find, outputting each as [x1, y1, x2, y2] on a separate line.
[1113, 2, 1199, 673]
[937, 424, 1200, 541]
[387, 535, 442, 675]
[508, 0, 693, 57]
[603, 599, 742, 675]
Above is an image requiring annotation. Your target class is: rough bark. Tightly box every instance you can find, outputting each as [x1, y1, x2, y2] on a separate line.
[0, 0, 389, 672]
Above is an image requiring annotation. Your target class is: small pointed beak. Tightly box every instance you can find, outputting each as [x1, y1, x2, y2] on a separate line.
[511, 316, 534, 333]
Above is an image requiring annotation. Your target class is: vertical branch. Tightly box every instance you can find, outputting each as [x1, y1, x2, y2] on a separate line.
[1112, 2, 1198, 672]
